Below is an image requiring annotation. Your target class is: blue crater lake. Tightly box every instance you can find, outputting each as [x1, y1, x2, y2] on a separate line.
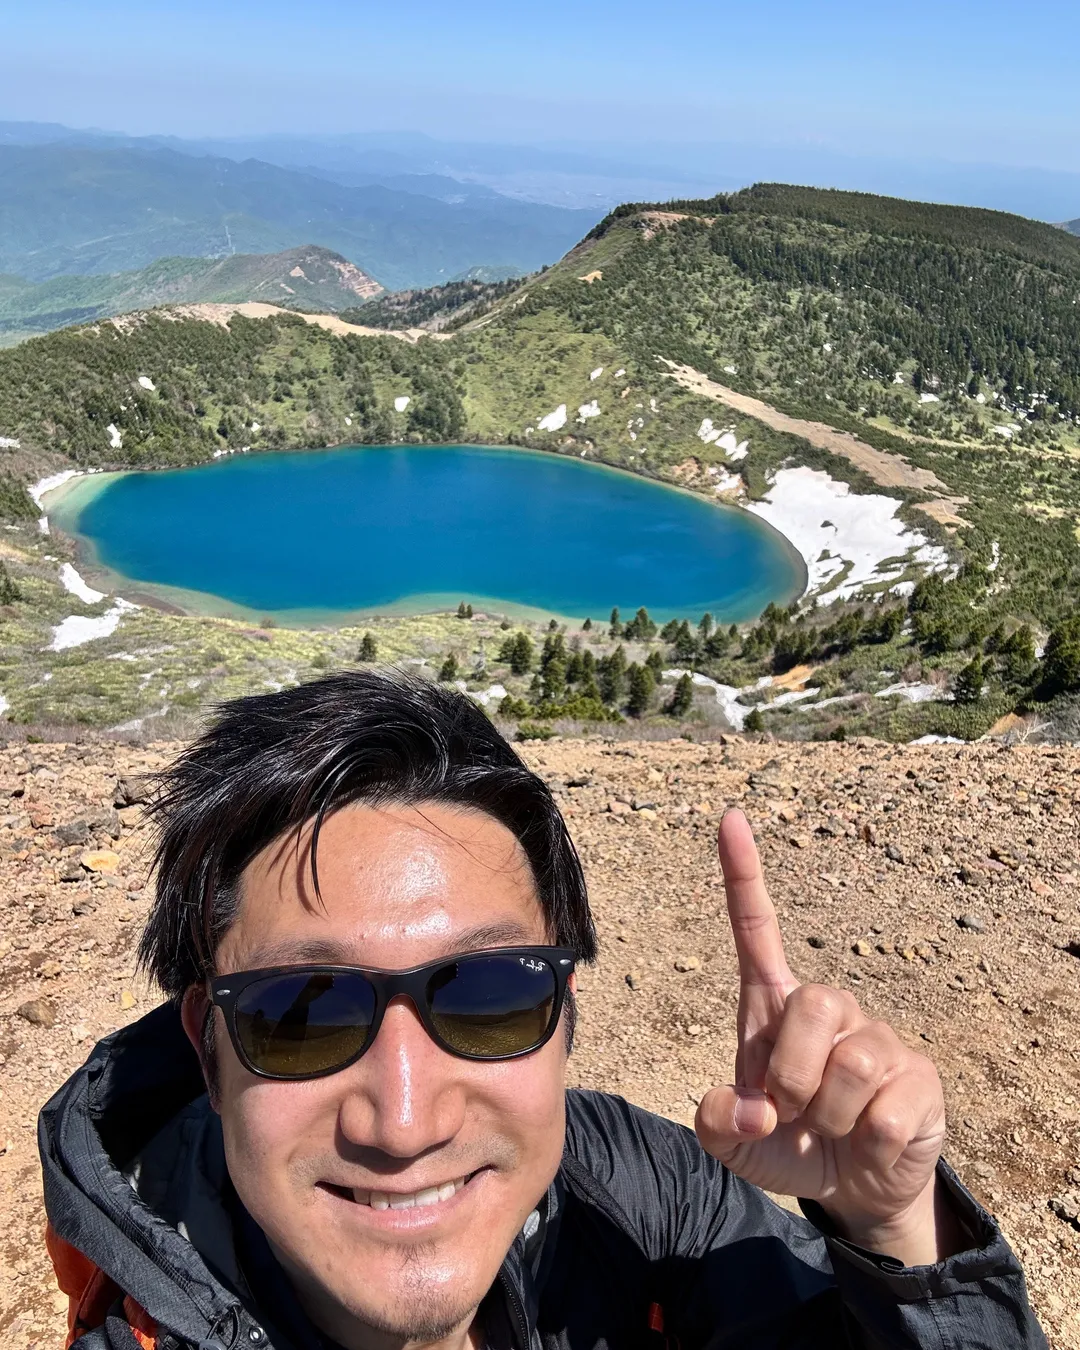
[49, 445, 806, 624]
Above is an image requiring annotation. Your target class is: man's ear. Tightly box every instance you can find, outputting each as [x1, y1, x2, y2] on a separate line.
[180, 986, 220, 1107]
[180, 984, 209, 1055]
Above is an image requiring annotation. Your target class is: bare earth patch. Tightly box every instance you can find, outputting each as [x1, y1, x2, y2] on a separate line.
[106, 302, 447, 345]
[2, 738, 1078, 1346]
[663, 361, 969, 527]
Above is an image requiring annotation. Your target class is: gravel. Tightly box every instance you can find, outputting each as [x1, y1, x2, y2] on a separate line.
[1, 736, 1078, 1346]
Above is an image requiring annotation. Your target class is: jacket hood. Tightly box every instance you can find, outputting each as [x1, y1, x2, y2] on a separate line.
[39, 1002, 548, 1350]
[39, 1002, 254, 1348]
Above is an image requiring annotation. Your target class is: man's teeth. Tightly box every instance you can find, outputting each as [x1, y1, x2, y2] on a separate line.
[353, 1177, 468, 1210]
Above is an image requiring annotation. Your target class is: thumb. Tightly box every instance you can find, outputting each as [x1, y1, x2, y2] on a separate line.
[694, 1086, 777, 1163]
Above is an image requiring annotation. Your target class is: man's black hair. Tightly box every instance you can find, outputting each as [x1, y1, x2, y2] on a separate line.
[139, 668, 597, 999]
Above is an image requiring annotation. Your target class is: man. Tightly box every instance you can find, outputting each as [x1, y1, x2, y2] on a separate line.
[41, 670, 1045, 1349]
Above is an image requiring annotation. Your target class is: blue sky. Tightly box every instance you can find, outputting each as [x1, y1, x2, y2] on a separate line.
[4, 0, 1078, 172]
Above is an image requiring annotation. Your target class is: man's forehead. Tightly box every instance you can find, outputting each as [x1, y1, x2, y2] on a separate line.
[226, 802, 546, 966]
[243, 802, 534, 898]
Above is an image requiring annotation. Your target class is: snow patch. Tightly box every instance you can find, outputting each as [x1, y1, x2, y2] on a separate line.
[0, 436, 19, 449]
[614, 368, 625, 378]
[59, 564, 105, 605]
[589, 367, 604, 381]
[918, 392, 940, 404]
[537, 405, 567, 432]
[471, 684, 508, 707]
[30, 469, 83, 535]
[106, 423, 122, 449]
[723, 364, 738, 375]
[662, 670, 772, 731]
[875, 681, 944, 703]
[577, 400, 601, 422]
[713, 470, 743, 495]
[909, 734, 965, 745]
[696, 418, 722, 445]
[137, 375, 155, 391]
[394, 396, 411, 413]
[893, 372, 906, 384]
[49, 598, 138, 651]
[745, 466, 949, 602]
[0, 692, 8, 716]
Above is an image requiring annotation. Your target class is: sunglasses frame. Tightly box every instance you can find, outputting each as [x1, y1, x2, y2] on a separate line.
[209, 945, 577, 1081]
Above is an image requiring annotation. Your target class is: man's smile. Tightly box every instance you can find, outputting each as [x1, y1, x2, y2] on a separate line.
[315, 1168, 494, 1228]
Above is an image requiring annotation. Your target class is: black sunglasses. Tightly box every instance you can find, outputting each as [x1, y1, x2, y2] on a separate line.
[209, 946, 576, 1081]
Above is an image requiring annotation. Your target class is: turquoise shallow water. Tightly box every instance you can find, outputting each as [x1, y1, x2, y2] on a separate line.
[53, 445, 805, 623]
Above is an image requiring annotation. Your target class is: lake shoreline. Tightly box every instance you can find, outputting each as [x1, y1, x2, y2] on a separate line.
[36, 442, 809, 627]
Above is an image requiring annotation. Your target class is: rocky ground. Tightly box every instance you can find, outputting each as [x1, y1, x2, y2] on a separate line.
[1, 734, 1079, 1346]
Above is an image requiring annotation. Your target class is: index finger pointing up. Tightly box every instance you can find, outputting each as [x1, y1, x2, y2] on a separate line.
[718, 809, 798, 998]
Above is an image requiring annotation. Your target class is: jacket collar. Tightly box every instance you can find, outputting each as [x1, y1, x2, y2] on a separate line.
[41, 1003, 556, 1350]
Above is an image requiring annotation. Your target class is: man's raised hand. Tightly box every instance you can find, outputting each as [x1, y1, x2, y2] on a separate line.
[694, 810, 954, 1265]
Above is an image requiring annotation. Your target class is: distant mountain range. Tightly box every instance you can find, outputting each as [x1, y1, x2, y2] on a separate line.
[4, 120, 1080, 221]
[1064, 218, 1080, 236]
[0, 139, 601, 289]
[0, 245, 382, 344]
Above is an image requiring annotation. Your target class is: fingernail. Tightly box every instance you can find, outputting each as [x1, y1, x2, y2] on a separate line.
[733, 1089, 770, 1135]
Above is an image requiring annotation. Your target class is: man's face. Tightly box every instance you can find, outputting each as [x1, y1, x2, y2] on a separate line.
[194, 804, 568, 1348]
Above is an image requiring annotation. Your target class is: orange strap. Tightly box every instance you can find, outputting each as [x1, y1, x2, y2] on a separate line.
[46, 1221, 158, 1349]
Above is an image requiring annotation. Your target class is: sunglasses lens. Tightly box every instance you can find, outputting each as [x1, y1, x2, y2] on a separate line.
[428, 953, 558, 1058]
[233, 971, 376, 1077]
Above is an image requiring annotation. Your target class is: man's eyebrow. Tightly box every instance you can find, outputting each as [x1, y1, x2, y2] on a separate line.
[237, 920, 540, 971]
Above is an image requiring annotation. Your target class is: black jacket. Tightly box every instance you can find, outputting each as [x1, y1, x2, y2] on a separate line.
[40, 1004, 1046, 1350]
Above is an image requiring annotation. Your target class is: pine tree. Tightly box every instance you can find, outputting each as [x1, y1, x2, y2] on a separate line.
[609, 607, 623, 638]
[1037, 618, 1080, 698]
[0, 561, 21, 606]
[744, 707, 765, 733]
[624, 607, 657, 641]
[626, 663, 655, 717]
[439, 653, 460, 683]
[542, 656, 567, 704]
[698, 612, 714, 639]
[582, 618, 593, 632]
[953, 654, 984, 704]
[666, 672, 694, 717]
[357, 632, 377, 662]
[598, 646, 628, 703]
[645, 648, 664, 679]
[509, 633, 534, 675]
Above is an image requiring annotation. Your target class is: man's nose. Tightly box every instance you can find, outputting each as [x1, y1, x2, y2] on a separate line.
[337, 995, 467, 1156]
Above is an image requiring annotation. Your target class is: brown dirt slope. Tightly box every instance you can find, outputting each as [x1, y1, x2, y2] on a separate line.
[1, 737, 1078, 1346]
[663, 361, 968, 527]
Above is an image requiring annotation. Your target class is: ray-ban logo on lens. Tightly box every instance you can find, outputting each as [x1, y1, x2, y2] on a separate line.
[519, 958, 547, 973]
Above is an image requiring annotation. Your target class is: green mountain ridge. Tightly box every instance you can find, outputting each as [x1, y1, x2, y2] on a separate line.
[0, 246, 382, 345]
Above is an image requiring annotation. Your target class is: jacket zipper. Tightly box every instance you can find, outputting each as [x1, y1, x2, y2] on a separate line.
[498, 1270, 531, 1349]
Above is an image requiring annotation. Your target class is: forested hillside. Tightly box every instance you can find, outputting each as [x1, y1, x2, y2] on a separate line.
[1, 183, 1080, 740]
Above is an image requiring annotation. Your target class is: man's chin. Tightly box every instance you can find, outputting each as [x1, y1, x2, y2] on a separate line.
[300, 1257, 484, 1348]
[276, 1217, 497, 1346]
